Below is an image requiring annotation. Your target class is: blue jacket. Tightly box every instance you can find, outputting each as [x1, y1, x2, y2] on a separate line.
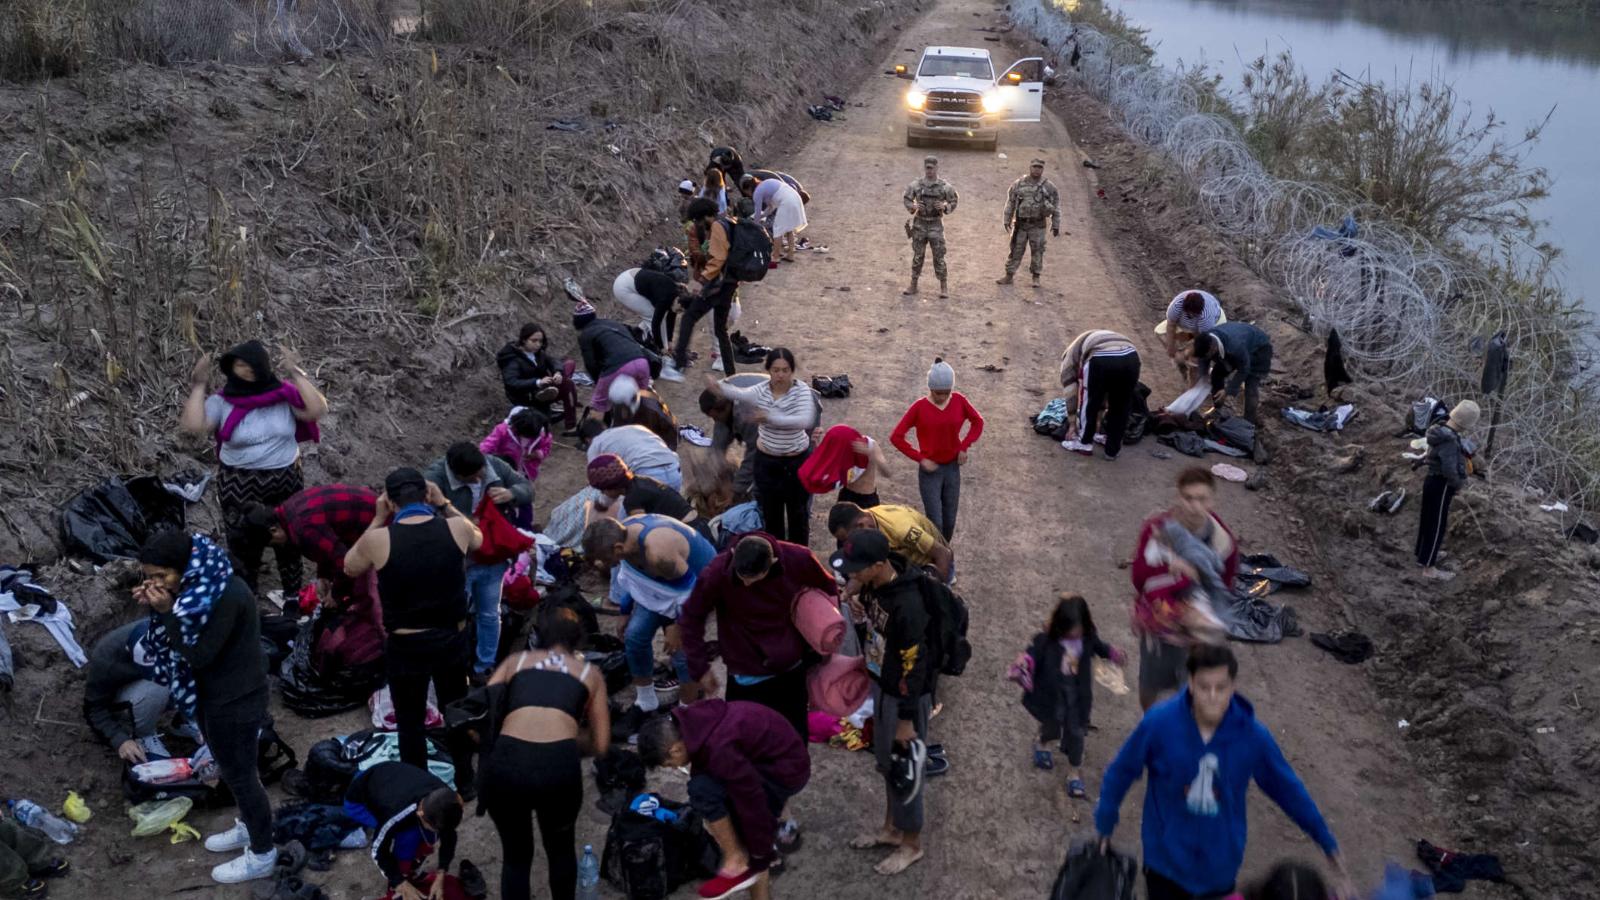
[1094, 689, 1337, 895]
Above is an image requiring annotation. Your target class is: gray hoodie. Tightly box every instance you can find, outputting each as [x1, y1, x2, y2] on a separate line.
[1425, 423, 1469, 489]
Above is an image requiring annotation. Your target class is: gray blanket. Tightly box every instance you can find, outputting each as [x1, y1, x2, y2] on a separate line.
[1159, 520, 1298, 644]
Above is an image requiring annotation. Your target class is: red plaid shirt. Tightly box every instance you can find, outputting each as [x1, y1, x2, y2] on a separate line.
[276, 484, 377, 580]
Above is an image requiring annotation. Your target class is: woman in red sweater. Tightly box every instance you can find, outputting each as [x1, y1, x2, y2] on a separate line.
[889, 358, 984, 541]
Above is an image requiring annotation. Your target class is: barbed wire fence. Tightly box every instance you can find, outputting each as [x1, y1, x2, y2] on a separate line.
[1012, 0, 1600, 516]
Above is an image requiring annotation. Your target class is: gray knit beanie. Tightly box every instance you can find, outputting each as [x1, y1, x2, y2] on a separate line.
[928, 357, 955, 391]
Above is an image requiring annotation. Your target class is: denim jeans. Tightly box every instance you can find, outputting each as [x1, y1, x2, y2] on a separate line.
[637, 462, 683, 492]
[465, 562, 509, 674]
[623, 606, 690, 683]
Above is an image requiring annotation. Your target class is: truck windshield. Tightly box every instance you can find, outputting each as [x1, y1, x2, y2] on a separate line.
[917, 56, 994, 80]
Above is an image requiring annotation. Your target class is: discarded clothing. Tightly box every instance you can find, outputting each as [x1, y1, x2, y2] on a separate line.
[1211, 463, 1248, 483]
[160, 470, 212, 504]
[1165, 383, 1210, 417]
[1282, 404, 1356, 432]
[1566, 521, 1599, 544]
[1234, 553, 1312, 597]
[1369, 489, 1407, 515]
[807, 105, 834, 121]
[59, 476, 187, 563]
[1416, 840, 1505, 893]
[811, 375, 852, 398]
[1372, 863, 1437, 900]
[1310, 631, 1374, 664]
[273, 802, 360, 854]
[1324, 329, 1353, 395]
[1478, 330, 1511, 396]
[0, 567, 88, 667]
[1032, 397, 1069, 435]
[1160, 431, 1207, 457]
[1206, 413, 1255, 454]
[678, 424, 712, 447]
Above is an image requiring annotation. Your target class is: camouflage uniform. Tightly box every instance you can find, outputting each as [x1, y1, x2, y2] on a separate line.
[1002, 162, 1062, 281]
[903, 162, 959, 286]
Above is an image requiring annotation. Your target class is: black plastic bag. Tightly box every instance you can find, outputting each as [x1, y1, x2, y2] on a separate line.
[1050, 839, 1136, 900]
[279, 614, 381, 718]
[59, 478, 161, 563]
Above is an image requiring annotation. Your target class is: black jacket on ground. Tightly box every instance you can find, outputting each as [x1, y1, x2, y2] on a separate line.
[345, 761, 456, 888]
[82, 620, 155, 746]
[495, 342, 557, 407]
[1021, 630, 1113, 730]
[861, 555, 934, 718]
[577, 318, 647, 380]
[155, 575, 266, 716]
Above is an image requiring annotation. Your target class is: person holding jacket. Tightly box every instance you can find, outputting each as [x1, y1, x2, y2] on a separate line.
[1059, 329, 1142, 460]
[1193, 322, 1273, 425]
[424, 443, 533, 677]
[134, 531, 275, 885]
[890, 358, 984, 541]
[1094, 644, 1351, 900]
[82, 620, 175, 765]
[1416, 400, 1478, 581]
[496, 323, 578, 432]
[343, 761, 464, 900]
[574, 300, 654, 418]
[638, 700, 811, 900]
[831, 529, 936, 876]
[662, 198, 740, 382]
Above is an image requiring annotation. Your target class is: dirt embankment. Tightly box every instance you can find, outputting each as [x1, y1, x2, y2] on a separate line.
[1030, 59, 1600, 895]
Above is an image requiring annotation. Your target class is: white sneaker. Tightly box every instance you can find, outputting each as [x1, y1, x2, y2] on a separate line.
[1092, 433, 1107, 445]
[138, 735, 172, 759]
[338, 828, 369, 849]
[1060, 439, 1094, 455]
[204, 819, 250, 853]
[658, 363, 686, 383]
[711, 356, 725, 373]
[211, 847, 278, 884]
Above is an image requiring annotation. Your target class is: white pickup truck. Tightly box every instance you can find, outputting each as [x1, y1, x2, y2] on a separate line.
[898, 46, 1044, 151]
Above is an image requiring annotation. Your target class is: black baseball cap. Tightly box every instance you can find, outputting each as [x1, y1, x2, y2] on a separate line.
[384, 467, 427, 495]
[830, 529, 889, 576]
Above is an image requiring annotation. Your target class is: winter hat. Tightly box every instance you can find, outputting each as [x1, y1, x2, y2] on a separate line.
[1448, 399, 1481, 430]
[572, 299, 597, 329]
[927, 357, 955, 392]
[586, 454, 633, 492]
[607, 374, 642, 413]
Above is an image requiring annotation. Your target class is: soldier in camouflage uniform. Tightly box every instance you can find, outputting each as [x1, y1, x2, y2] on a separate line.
[902, 155, 959, 298]
[998, 158, 1061, 288]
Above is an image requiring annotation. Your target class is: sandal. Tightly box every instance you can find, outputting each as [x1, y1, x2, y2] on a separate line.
[1067, 778, 1087, 799]
[1032, 748, 1054, 770]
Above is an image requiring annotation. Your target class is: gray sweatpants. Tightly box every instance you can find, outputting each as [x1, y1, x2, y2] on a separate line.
[917, 462, 961, 542]
[118, 679, 171, 739]
[873, 686, 932, 834]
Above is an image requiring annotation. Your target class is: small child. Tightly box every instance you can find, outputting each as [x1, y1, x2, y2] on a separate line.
[1010, 593, 1124, 798]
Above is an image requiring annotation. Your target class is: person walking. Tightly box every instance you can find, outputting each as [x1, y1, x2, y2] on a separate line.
[1095, 644, 1351, 900]
[496, 323, 578, 432]
[134, 531, 276, 884]
[1013, 593, 1124, 799]
[997, 158, 1061, 288]
[663, 198, 740, 382]
[343, 762, 464, 900]
[703, 349, 819, 546]
[1058, 329, 1142, 460]
[902, 155, 959, 298]
[343, 468, 483, 785]
[179, 340, 328, 596]
[1193, 322, 1273, 425]
[1416, 400, 1478, 581]
[481, 608, 611, 900]
[890, 358, 984, 541]
[612, 266, 687, 351]
[741, 174, 807, 263]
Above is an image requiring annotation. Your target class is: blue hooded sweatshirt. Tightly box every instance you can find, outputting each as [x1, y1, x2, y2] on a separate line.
[1094, 688, 1338, 895]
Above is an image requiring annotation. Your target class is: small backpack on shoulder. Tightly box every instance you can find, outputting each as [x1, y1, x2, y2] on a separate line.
[719, 218, 773, 283]
[916, 572, 972, 677]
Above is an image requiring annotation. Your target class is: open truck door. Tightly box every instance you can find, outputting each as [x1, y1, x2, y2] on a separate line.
[995, 57, 1044, 122]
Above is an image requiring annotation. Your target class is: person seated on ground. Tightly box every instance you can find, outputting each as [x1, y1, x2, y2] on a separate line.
[482, 606, 611, 900]
[638, 699, 810, 900]
[343, 761, 464, 900]
[1159, 290, 1224, 381]
[424, 443, 533, 678]
[479, 407, 554, 484]
[586, 423, 683, 491]
[613, 265, 689, 352]
[1190, 321, 1273, 425]
[605, 375, 679, 450]
[827, 501, 953, 584]
[586, 454, 709, 539]
[235, 483, 377, 612]
[135, 531, 276, 884]
[497, 322, 577, 433]
[0, 817, 69, 900]
[574, 299, 655, 430]
[83, 619, 179, 765]
[582, 515, 716, 714]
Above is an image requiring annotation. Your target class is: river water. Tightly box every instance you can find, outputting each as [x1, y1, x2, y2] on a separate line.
[1103, 0, 1600, 309]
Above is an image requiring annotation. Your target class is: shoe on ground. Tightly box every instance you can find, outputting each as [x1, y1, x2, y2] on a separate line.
[658, 363, 686, 383]
[711, 357, 725, 373]
[211, 847, 278, 884]
[925, 742, 944, 758]
[205, 819, 250, 853]
[924, 754, 950, 778]
[31, 859, 69, 879]
[698, 867, 762, 899]
[338, 828, 368, 850]
[1060, 439, 1094, 455]
[777, 819, 803, 852]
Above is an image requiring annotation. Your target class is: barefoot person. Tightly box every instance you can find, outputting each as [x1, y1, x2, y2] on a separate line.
[1095, 644, 1352, 900]
[637, 700, 810, 900]
[832, 530, 936, 876]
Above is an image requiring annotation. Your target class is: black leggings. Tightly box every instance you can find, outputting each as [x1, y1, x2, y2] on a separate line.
[483, 737, 583, 900]
[753, 448, 812, 546]
[1079, 351, 1141, 458]
[201, 698, 274, 854]
[1415, 474, 1457, 566]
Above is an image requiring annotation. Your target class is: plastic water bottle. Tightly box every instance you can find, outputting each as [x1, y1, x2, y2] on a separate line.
[8, 800, 78, 845]
[577, 844, 600, 900]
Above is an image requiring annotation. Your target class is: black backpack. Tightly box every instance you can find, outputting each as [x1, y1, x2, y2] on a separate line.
[642, 246, 690, 285]
[915, 572, 972, 677]
[719, 218, 772, 283]
[1050, 839, 1137, 900]
[601, 794, 720, 900]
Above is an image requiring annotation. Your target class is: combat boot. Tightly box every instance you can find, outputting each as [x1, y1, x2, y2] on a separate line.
[939, 278, 949, 298]
[903, 277, 919, 296]
[996, 273, 1014, 285]
[1031, 273, 1041, 288]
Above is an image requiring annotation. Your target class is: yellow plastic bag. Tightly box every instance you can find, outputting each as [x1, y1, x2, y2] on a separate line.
[62, 792, 92, 824]
[169, 822, 201, 844]
[128, 798, 193, 837]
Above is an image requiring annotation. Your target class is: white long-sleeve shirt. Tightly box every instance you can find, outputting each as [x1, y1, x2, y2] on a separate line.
[718, 380, 817, 455]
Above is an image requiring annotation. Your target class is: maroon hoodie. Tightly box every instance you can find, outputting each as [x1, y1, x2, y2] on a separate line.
[679, 532, 838, 681]
[674, 700, 811, 865]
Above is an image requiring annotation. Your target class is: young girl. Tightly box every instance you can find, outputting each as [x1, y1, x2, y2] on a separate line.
[479, 407, 554, 483]
[1012, 593, 1124, 798]
[890, 357, 984, 541]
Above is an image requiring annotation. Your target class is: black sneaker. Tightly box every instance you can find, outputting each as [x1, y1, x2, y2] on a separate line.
[32, 859, 69, 879]
[889, 738, 926, 805]
[457, 860, 489, 899]
[18, 878, 46, 899]
[924, 754, 950, 778]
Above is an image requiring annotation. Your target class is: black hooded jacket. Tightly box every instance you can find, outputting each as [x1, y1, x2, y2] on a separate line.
[495, 341, 556, 407]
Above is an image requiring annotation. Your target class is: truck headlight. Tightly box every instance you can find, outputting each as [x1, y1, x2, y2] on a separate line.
[981, 91, 1002, 113]
[906, 90, 926, 111]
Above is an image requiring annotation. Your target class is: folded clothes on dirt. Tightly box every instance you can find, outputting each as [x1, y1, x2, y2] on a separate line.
[1282, 403, 1356, 432]
[0, 566, 88, 667]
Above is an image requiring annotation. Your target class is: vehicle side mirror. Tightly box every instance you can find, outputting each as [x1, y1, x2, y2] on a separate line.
[895, 64, 911, 79]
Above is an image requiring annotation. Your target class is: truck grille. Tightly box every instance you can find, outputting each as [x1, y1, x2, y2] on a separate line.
[926, 90, 982, 114]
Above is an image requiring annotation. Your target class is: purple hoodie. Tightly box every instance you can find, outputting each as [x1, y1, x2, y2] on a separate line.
[674, 700, 810, 866]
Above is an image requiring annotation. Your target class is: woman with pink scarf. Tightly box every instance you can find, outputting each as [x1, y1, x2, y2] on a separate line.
[180, 341, 328, 596]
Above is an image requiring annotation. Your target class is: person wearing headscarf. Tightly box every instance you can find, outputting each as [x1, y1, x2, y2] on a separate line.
[1416, 400, 1479, 581]
[890, 358, 984, 540]
[179, 341, 328, 596]
[134, 531, 275, 885]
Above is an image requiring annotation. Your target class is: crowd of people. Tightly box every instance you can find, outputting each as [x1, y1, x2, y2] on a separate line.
[37, 138, 1488, 900]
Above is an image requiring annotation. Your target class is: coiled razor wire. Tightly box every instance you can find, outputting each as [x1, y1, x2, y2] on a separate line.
[1014, 0, 1600, 514]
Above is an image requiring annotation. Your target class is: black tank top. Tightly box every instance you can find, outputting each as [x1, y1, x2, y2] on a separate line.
[505, 652, 590, 720]
[377, 517, 467, 631]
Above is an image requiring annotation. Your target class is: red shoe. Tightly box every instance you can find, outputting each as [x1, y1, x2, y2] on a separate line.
[698, 868, 762, 899]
